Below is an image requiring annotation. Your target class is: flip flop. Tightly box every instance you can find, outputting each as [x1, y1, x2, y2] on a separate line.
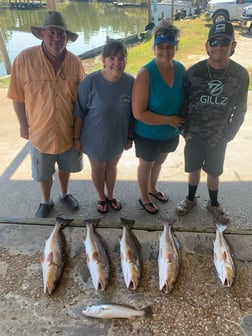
[138, 198, 159, 215]
[106, 198, 122, 211]
[97, 200, 108, 214]
[149, 191, 169, 203]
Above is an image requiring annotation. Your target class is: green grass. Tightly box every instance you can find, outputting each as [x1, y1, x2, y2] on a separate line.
[0, 76, 10, 89]
[1, 17, 251, 89]
[126, 17, 252, 89]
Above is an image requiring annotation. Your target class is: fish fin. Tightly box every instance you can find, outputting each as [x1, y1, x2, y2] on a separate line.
[84, 218, 101, 229]
[46, 252, 53, 264]
[167, 250, 175, 261]
[174, 235, 180, 250]
[143, 305, 153, 318]
[120, 217, 135, 229]
[222, 250, 228, 262]
[126, 249, 135, 261]
[92, 251, 99, 262]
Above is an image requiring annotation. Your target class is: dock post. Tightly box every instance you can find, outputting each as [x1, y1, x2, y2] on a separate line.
[47, 0, 56, 10]
[0, 28, 12, 75]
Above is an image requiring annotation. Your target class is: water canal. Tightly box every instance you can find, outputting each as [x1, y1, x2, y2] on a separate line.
[0, 2, 149, 76]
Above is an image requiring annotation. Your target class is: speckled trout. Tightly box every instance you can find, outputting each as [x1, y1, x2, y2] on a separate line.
[213, 223, 235, 287]
[83, 218, 110, 291]
[82, 303, 153, 319]
[41, 217, 73, 295]
[158, 219, 180, 294]
[119, 218, 142, 290]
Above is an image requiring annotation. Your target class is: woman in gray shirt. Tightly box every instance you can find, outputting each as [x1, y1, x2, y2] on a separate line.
[74, 40, 134, 213]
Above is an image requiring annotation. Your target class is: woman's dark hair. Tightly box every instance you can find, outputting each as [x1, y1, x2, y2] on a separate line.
[102, 39, 128, 58]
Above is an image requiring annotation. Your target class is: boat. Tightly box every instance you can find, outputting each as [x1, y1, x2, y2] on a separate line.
[113, 2, 148, 7]
[156, 0, 195, 20]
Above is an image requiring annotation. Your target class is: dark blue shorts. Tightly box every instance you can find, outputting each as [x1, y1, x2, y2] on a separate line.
[134, 134, 179, 162]
[184, 135, 227, 177]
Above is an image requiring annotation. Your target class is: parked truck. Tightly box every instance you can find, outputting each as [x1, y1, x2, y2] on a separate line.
[205, 0, 252, 24]
[240, 5, 252, 32]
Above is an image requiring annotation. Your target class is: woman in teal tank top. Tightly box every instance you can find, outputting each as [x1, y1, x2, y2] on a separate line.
[132, 19, 185, 214]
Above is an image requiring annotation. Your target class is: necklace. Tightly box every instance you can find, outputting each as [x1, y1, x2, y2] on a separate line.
[207, 61, 229, 81]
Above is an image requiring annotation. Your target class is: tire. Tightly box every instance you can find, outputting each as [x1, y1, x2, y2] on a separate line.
[213, 12, 229, 24]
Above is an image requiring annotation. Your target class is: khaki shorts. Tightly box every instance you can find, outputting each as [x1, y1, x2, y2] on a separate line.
[31, 144, 83, 182]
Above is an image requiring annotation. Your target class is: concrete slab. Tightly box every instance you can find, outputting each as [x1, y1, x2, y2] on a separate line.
[0, 90, 252, 335]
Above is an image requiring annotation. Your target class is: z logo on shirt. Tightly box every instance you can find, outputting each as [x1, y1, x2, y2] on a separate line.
[199, 79, 228, 105]
[208, 80, 224, 96]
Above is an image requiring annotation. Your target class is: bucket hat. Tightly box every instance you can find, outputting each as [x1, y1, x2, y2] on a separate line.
[31, 11, 78, 42]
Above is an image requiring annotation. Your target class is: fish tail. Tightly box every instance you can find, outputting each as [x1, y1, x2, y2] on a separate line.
[215, 223, 227, 233]
[160, 217, 176, 227]
[120, 217, 135, 229]
[84, 218, 102, 229]
[143, 305, 153, 318]
[55, 217, 74, 229]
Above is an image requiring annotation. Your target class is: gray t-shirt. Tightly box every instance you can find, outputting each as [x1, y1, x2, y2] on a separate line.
[74, 70, 134, 161]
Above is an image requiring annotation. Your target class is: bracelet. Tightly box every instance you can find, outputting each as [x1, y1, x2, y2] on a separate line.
[127, 136, 134, 141]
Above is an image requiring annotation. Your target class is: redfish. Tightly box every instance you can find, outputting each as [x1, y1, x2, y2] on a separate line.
[83, 218, 110, 291]
[158, 219, 180, 294]
[119, 218, 142, 290]
[41, 217, 73, 295]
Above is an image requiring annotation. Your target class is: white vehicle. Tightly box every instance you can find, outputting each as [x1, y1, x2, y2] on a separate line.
[240, 5, 252, 32]
[156, 0, 194, 20]
[205, 0, 252, 24]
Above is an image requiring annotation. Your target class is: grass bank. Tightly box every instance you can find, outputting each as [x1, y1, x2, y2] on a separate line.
[1, 17, 251, 89]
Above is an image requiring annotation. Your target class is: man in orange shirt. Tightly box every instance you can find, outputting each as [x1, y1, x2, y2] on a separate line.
[8, 11, 85, 218]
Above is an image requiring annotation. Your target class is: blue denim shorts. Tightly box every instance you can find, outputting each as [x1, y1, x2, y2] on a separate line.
[31, 144, 83, 181]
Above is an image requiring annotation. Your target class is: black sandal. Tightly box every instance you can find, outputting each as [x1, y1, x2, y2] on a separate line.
[139, 198, 159, 215]
[106, 198, 122, 211]
[97, 200, 108, 214]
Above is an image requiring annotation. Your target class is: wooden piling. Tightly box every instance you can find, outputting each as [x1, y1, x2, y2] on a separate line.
[47, 0, 56, 11]
[0, 28, 11, 75]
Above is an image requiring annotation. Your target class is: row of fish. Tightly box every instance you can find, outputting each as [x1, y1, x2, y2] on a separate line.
[40, 217, 235, 296]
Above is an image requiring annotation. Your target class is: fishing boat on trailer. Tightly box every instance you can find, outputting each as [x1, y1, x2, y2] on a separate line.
[157, 0, 195, 19]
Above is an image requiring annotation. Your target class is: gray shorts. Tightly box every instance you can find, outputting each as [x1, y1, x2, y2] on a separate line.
[134, 134, 179, 162]
[31, 144, 83, 182]
[184, 135, 227, 177]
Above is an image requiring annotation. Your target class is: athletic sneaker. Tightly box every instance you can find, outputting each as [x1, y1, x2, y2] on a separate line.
[176, 198, 197, 216]
[206, 201, 230, 224]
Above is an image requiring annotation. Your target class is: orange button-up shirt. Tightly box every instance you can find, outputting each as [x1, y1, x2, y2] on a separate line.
[8, 45, 85, 154]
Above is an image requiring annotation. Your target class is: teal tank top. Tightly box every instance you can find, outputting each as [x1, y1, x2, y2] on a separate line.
[134, 59, 185, 140]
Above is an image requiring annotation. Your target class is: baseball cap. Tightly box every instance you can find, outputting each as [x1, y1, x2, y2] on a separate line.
[208, 22, 234, 41]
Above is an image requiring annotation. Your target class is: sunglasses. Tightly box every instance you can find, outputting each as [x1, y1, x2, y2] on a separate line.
[209, 38, 231, 47]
